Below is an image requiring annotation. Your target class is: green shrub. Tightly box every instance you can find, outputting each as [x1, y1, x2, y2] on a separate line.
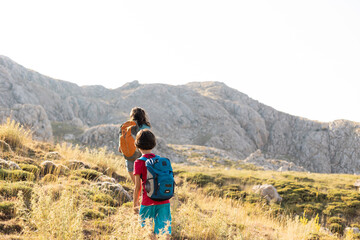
[296, 203, 323, 216]
[0, 201, 16, 218]
[94, 220, 115, 233]
[93, 193, 118, 207]
[83, 209, 105, 220]
[307, 233, 320, 240]
[214, 175, 261, 186]
[19, 164, 40, 177]
[329, 223, 344, 235]
[42, 174, 58, 183]
[245, 193, 266, 204]
[186, 173, 215, 187]
[74, 169, 102, 181]
[328, 216, 345, 225]
[221, 185, 247, 200]
[327, 190, 347, 202]
[0, 169, 35, 181]
[324, 203, 347, 216]
[0, 182, 33, 205]
[98, 206, 117, 216]
[0, 222, 22, 234]
[293, 176, 315, 182]
[203, 183, 222, 197]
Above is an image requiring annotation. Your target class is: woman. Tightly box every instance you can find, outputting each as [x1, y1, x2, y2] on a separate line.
[119, 107, 151, 183]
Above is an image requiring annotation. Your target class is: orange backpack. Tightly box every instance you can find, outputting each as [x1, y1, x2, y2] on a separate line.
[119, 121, 141, 161]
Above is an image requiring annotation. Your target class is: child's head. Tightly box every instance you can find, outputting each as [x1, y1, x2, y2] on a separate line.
[135, 129, 156, 150]
[130, 107, 151, 127]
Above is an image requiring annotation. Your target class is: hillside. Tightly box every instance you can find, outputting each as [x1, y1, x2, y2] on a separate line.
[1, 55, 360, 174]
[1, 120, 360, 239]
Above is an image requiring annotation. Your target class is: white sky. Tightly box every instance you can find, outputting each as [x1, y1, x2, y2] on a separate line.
[1, 0, 360, 123]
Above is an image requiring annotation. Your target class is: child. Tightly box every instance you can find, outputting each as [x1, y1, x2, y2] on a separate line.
[119, 107, 151, 183]
[133, 129, 171, 238]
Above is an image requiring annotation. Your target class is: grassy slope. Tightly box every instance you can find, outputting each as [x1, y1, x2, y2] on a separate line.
[0, 120, 359, 239]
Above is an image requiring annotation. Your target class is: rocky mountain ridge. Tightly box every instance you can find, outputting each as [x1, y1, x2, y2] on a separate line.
[1, 55, 360, 174]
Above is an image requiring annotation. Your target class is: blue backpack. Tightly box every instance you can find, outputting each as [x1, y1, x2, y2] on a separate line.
[139, 155, 175, 201]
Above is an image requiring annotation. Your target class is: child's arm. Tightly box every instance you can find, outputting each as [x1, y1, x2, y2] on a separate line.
[133, 174, 141, 214]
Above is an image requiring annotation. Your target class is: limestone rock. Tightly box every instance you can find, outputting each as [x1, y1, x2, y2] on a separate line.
[65, 160, 91, 170]
[0, 159, 20, 170]
[354, 180, 360, 192]
[45, 152, 62, 160]
[56, 164, 70, 175]
[0, 104, 53, 142]
[0, 140, 13, 152]
[40, 161, 70, 176]
[95, 181, 131, 203]
[79, 124, 119, 151]
[244, 150, 307, 172]
[345, 227, 360, 234]
[40, 161, 57, 175]
[252, 184, 282, 202]
[97, 175, 116, 183]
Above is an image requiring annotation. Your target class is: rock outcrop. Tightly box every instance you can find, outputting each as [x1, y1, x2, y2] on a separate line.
[244, 149, 307, 172]
[252, 184, 282, 203]
[0, 104, 53, 141]
[1, 55, 360, 173]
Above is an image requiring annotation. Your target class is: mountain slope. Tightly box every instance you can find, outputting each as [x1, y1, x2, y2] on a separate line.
[1, 55, 360, 173]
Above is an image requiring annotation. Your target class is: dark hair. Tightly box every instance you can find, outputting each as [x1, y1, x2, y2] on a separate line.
[130, 107, 151, 127]
[135, 129, 156, 150]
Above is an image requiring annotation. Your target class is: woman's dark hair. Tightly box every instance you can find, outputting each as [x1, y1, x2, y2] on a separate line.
[135, 129, 156, 150]
[130, 107, 151, 127]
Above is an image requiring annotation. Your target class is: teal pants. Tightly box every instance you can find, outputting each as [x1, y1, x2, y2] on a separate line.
[139, 203, 171, 235]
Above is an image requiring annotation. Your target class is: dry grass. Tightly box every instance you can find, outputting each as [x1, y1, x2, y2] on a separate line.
[0, 118, 32, 151]
[170, 182, 338, 240]
[55, 143, 127, 177]
[0, 121, 355, 239]
[17, 185, 84, 240]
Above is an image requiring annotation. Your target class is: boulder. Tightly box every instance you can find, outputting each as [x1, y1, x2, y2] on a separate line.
[65, 160, 90, 170]
[97, 175, 116, 183]
[345, 227, 360, 234]
[95, 181, 131, 203]
[0, 140, 12, 152]
[252, 184, 282, 202]
[354, 180, 360, 192]
[244, 149, 307, 172]
[40, 161, 57, 175]
[56, 164, 70, 175]
[45, 152, 62, 160]
[0, 159, 20, 170]
[40, 161, 70, 176]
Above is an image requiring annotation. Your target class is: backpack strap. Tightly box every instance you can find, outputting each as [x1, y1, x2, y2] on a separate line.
[138, 155, 160, 161]
[138, 156, 148, 161]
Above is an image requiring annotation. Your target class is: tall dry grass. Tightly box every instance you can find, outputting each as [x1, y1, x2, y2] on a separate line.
[55, 143, 126, 176]
[0, 118, 32, 151]
[17, 185, 84, 240]
[14, 181, 340, 240]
